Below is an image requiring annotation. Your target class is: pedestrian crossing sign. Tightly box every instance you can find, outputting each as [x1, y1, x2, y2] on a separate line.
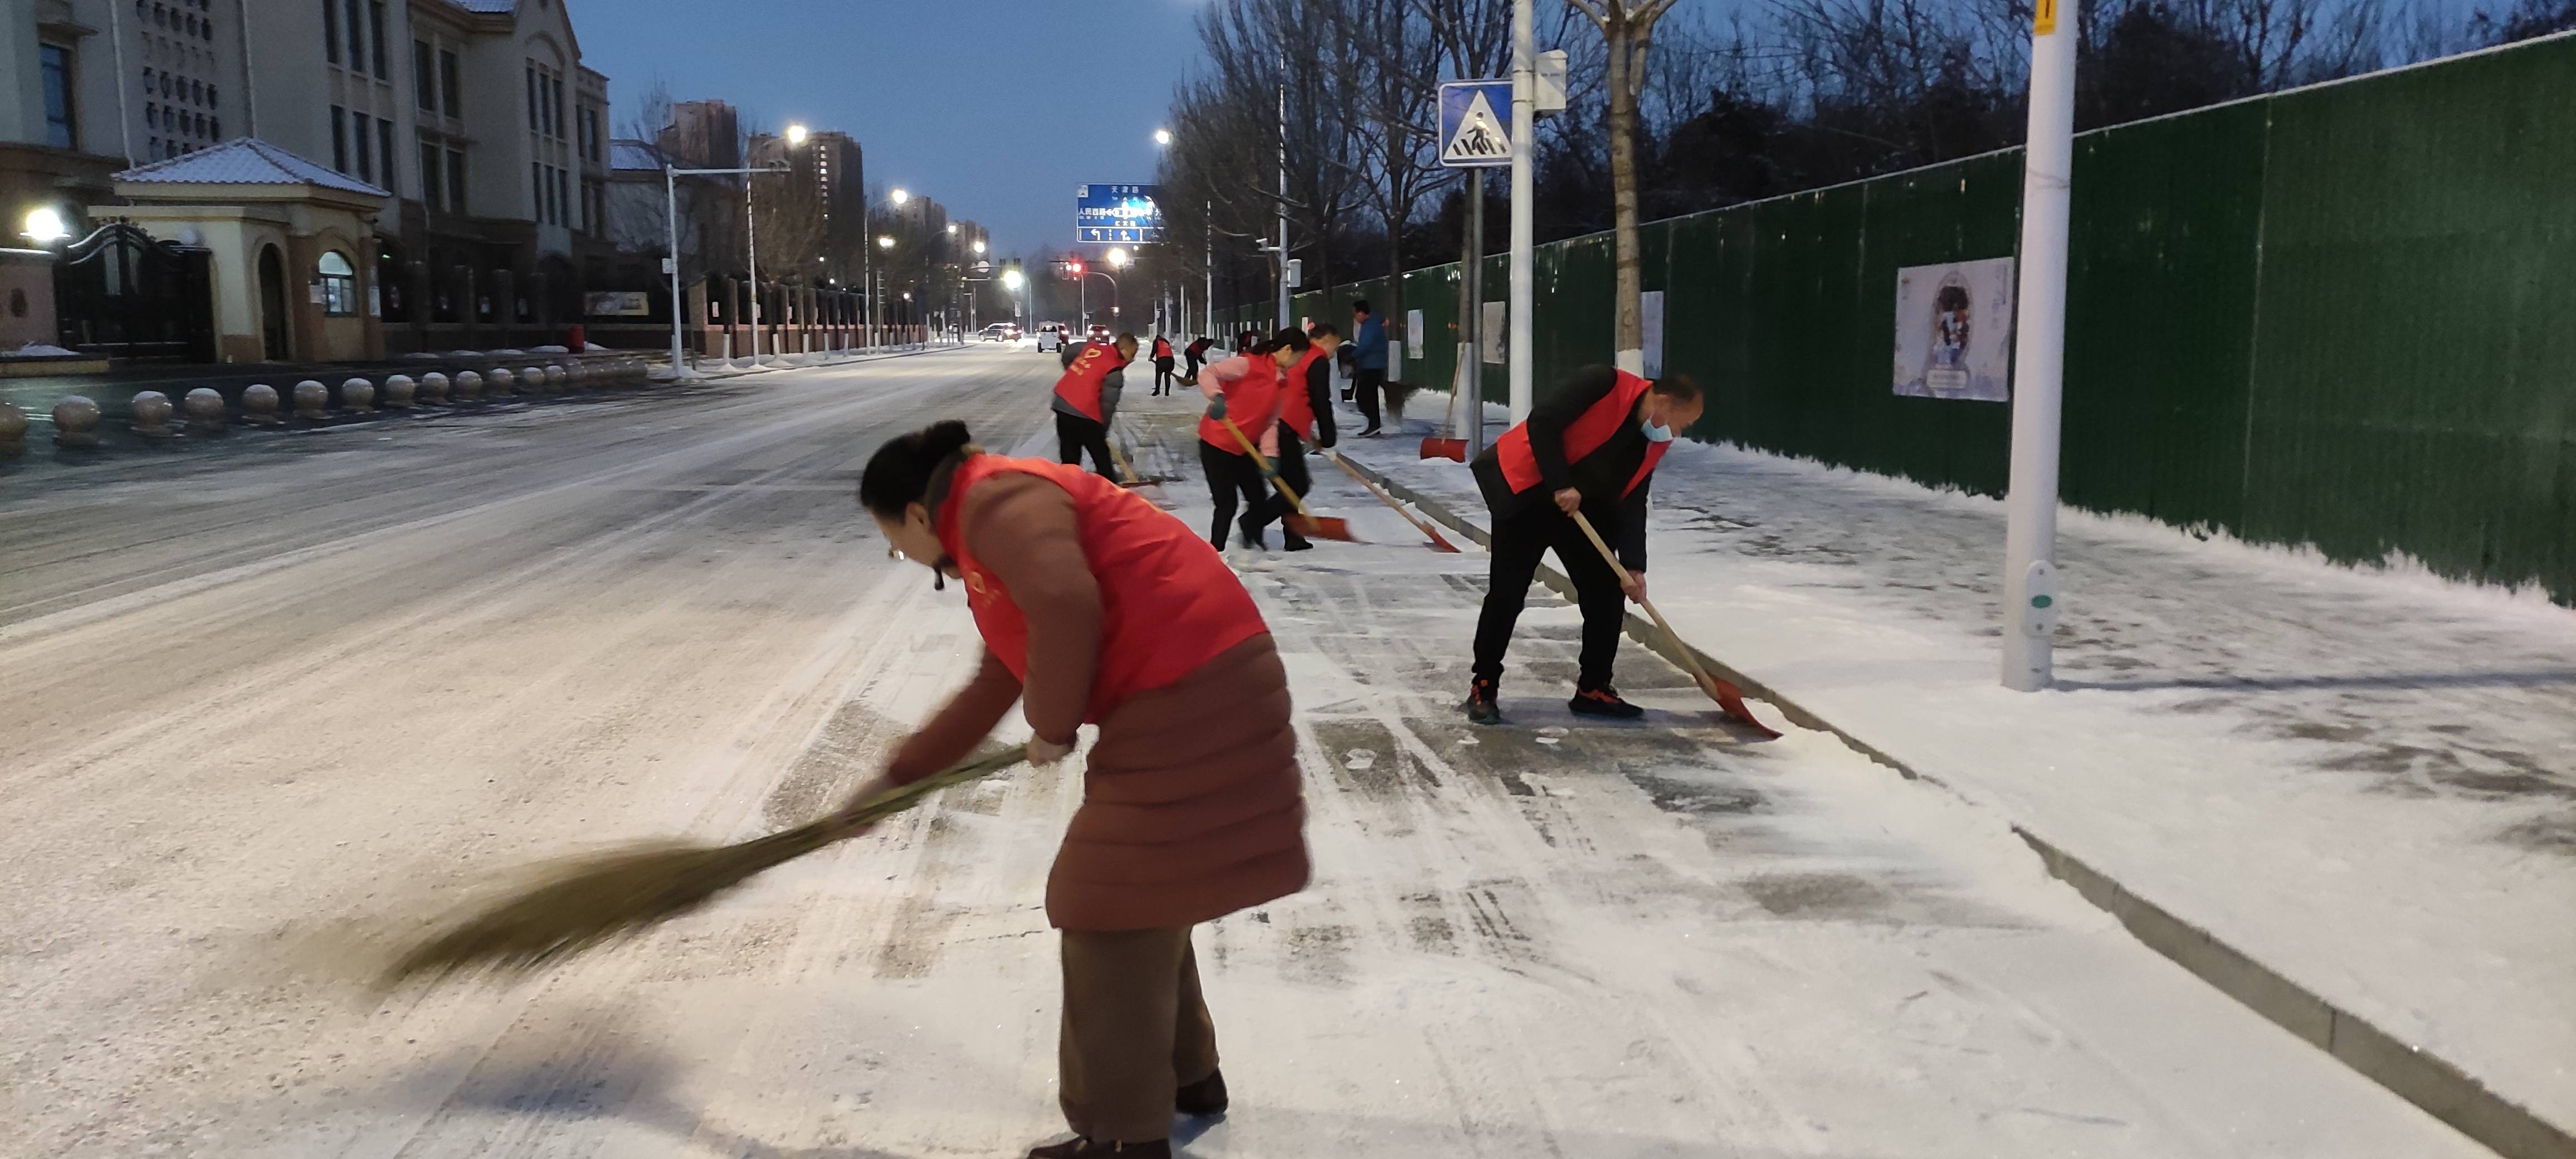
[1440, 80, 1514, 168]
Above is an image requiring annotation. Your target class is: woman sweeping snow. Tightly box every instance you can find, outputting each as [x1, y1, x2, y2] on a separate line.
[847, 421, 1310, 1159]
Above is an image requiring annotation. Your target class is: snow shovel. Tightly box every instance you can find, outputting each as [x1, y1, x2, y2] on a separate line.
[1421, 349, 1472, 461]
[1568, 510, 1780, 738]
[1105, 440, 1174, 507]
[1325, 452, 1460, 553]
[1218, 417, 1358, 543]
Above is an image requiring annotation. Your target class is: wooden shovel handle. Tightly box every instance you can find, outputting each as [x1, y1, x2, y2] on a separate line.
[1326, 452, 1460, 551]
[1219, 416, 1311, 515]
[1569, 511, 1710, 687]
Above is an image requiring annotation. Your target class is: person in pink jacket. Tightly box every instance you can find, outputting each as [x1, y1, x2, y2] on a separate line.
[1193, 328, 1308, 551]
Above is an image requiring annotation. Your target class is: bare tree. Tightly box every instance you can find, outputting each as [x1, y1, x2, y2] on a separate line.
[1569, 0, 1683, 369]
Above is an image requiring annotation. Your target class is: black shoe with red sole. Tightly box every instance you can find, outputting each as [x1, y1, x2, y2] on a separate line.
[1465, 678, 1503, 725]
[1569, 686, 1645, 719]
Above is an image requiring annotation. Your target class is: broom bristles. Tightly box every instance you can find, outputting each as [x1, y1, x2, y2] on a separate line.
[380, 745, 1028, 987]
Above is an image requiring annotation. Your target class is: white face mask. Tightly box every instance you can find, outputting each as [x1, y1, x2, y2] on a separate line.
[1641, 418, 1676, 444]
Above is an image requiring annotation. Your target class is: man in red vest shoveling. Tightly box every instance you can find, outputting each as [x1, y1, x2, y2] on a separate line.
[1465, 366, 1706, 724]
[1053, 333, 1139, 479]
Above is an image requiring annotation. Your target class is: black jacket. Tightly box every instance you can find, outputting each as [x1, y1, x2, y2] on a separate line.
[1297, 350, 1337, 447]
[1472, 365, 1653, 569]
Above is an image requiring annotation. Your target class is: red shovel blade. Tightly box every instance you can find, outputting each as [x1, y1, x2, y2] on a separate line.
[1419, 437, 1468, 462]
[1696, 671, 1783, 738]
[1284, 514, 1359, 543]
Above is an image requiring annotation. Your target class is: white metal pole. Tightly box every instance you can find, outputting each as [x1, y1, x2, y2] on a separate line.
[665, 165, 694, 378]
[745, 172, 762, 367]
[1276, 48, 1291, 331]
[1508, 0, 1536, 419]
[1204, 201, 1214, 338]
[2002, 0, 2077, 691]
[1468, 167, 1486, 452]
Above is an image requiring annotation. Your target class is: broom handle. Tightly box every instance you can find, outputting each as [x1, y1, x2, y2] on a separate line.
[1219, 416, 1313, 515]
[826, 743, 1032, 837]
[1567, 510, 1717, 689]
[1106, 439, 1143, 486]
[1326, 452, 1455, 547]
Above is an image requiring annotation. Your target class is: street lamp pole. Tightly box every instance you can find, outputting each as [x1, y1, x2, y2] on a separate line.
[663, 161, 787, 378]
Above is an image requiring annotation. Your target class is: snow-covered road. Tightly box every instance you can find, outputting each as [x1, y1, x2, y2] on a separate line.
[0, 349, 2485, 1157]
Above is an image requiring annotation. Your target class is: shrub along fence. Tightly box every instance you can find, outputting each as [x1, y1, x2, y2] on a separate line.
[1214, 32, 2576, 606]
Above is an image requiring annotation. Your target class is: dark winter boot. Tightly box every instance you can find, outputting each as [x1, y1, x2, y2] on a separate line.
[1569, 684, 1645, 720]
[1464, 677, 1502, 725]
[1027, 1138, 1172, 1158]
[1175, 1067, 1230, 1117]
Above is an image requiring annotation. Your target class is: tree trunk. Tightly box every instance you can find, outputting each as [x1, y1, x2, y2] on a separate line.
[1606, 15, 1644, 371]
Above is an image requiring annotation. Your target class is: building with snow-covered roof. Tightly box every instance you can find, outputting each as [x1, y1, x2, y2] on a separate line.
[106, 137, 391, 362]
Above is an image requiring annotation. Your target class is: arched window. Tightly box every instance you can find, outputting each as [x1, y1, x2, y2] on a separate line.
[319, 251, 357, 316]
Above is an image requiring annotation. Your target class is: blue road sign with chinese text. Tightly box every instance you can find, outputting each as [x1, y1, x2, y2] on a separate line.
[1076, 184, 1164, 244]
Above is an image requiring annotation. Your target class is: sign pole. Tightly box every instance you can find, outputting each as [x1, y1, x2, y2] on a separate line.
[2002, 0, 2076, 691]
[1467, 167, 1485, 452]
[1508, 0, 1535, 420]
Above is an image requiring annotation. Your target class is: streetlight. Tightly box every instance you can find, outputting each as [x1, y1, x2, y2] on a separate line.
[972, 239, 986, 255]
[890, 188, 910, 206]
[785, 123, 808, 146]
[661, 158, 789, 378]
[1105, 247, 1130, 269]
[21, 206, 69, 244]
[1154, 128, 1173, 147]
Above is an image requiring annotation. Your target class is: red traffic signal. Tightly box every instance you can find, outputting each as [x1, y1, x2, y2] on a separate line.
[1067, 260, 1085, 277]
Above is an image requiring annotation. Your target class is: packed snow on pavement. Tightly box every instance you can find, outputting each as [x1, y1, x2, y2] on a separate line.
[1345, 393, 2576, 1141]
[0, 350, 2500, 1156]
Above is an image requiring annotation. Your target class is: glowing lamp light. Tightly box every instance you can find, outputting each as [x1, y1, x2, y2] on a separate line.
[1154, 128, 1173, 147]
[877, 235, 895, 250]
[21, 206, 70, 244]
[1105, 247, 1130, 268]
[1002, 269, 1025, 290]
[785, 123, 809, 146]
[890, 188, 910, 206]
[972, 239, 987, 255]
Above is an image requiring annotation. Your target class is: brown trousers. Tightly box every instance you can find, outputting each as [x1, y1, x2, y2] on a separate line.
[1058, 926, 1220, 1143]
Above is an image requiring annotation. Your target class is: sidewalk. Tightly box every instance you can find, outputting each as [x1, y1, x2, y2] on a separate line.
[1338, 401, 2576, 1156]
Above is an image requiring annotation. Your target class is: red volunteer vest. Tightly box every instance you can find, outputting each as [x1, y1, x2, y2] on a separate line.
[1275, 348, 1328, 439]
[936, 455, 1269, 722]
[1495, 369, 1667, 499]
[1052, 342, 1124, 422]
[1199, 359, 1281, 454]
[1152, 338, 1174, 359]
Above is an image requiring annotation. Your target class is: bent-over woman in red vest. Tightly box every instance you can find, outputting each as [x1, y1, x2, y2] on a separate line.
[1193, 328, 1310, 552]
[848, 421, 1310, 1159]
[1465, 367, 1705, 725]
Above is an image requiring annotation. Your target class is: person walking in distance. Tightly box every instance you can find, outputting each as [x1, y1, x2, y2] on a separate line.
[1150, 334, 1178, 396]
[1463, 366, 1706, 725]
[1348, 299, 1389, 437]
[1196, 329, 1309, 553]
[853, 421, 1309, 1159]
[1262, 324, 1341, 552]
[1053, 332, 1138, 479]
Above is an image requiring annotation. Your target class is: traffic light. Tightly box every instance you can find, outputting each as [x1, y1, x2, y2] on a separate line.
[1067, 259, 1085, 278]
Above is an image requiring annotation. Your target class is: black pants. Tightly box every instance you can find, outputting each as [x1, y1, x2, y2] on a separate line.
[1472, 500, 1628, 690]
[1056, 411, 1115, 478]
[1184, 354, 1203, 383]
[1154, 357, 1176, 393]
[1200, 442, 1271, 549]
[1352, 367, 1386, 432]
[1248, 425, 1311, 548]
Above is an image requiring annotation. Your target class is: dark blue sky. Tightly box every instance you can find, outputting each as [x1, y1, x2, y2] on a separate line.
[572, 0, 1206, 260]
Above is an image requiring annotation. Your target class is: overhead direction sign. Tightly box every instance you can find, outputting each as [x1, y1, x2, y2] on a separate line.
[1439, 80, 1514, 168]
[1076, 183, 1164, 244]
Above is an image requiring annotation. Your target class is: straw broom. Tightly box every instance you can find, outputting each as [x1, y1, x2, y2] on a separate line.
[381, 745, 1028, 986]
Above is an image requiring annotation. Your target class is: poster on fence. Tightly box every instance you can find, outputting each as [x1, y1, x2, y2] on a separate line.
[1892, 257, 2016, 401]
[1640, 290, 1666, 377]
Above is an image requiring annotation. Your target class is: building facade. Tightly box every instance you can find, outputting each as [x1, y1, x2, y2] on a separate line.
[1, 0, 612, 359]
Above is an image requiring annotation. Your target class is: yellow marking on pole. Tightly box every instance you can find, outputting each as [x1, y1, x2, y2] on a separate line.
[2035, 0, 2058, 35]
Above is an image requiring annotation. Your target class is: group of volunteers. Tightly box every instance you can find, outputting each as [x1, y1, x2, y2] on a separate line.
[842, 298, 1704, 1158]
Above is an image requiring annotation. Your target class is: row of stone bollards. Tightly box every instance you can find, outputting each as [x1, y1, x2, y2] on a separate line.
[0, 358, 652, 453]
